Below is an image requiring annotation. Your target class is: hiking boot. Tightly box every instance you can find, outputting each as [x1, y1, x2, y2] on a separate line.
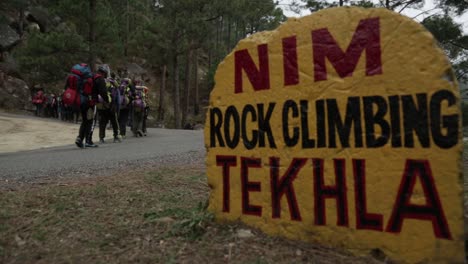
[137, 130, 143, 137]
[75, 137, 84, 149]
[99, 139, 105, 144]
[113, 136, 122, 143]
[85, 142, 99, 148]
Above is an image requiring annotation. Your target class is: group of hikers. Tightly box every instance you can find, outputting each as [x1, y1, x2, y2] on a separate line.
[32, 63, 151, 148]
[32, 90, 82, 122]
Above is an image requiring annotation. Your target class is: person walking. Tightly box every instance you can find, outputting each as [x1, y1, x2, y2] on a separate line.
[118, 78, 132, 139]
[32, 89, 46, 117]
[142, 85, 151, 136]
[96, 66, 121, 144]
[68, 63, 98, 148]
[132, 85, 146, 137]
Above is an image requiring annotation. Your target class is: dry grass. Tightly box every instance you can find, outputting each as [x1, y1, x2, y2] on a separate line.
[0, 164, 384, 263]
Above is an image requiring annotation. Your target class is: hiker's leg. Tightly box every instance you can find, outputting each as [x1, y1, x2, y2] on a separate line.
[142, 107, 149, 133]
[119, 108, 129, 136]
[132, 110, 139, 135]
[110, 111, 120, 137]
[99, 109, 108, 140]
[136, 112, 143, 132]
[78, 106, 88, 141]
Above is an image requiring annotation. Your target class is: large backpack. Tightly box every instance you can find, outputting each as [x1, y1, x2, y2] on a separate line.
[62, 63, 93, 107]
[32, 90, 45, 105]
[118, 79, 131, 109]
[107, 78, 121, 113]
[133, 86, 146, 112]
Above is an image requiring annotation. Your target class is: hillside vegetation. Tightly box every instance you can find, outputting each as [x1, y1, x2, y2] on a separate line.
[0, 0, 466, 128]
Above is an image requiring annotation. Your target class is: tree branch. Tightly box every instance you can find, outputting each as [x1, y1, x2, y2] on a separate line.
[448, 40, 468, 50]
[205, 15, 221, 22]
[411, 7, 440, 19]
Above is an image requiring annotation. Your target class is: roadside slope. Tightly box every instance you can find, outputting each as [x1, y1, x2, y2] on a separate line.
[0, 113, 79, 154]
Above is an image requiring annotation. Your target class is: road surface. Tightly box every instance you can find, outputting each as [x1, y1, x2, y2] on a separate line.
[0, 117, 205, 180]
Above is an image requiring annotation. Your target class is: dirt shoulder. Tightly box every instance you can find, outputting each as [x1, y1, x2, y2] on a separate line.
[0, 163, 382, 264]
[0, 112, 79, 154]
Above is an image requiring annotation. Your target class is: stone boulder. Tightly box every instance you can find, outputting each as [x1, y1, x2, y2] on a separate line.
[0, 75, 31, 110]
[126, 63, 147, 76]
[26, 6, 51, 33]
[0, 24, 20, 51]
[0, 52, 20, 76]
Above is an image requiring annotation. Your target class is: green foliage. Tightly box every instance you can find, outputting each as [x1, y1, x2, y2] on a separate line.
[46, 0, 125, 61]
[422, 15, 468, 81]
[351, 0, 375, 8]
[438, 0, 468, 15]
[169, 201, 213, 240]
[462, 101, 468, 127]
[303, 0, 419, 12]
[14, 29, 87, 84]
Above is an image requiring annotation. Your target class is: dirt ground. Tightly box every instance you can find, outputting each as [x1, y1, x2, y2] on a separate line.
[0, 165, 382, 264]
[0, 112, 79, 154]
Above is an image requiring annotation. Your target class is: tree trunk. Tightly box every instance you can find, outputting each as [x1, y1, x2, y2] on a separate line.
[18, 8, 24, 37]
[182, 46, 193, 127]
[89, 0, 96, 71]
[226, 16, 231, 52]
[234, 20, 239, 44]
[158, 65, 166, 121]
[220, 16, 224, 54]
[215, 18, 220, 64]
[125, 0, 130, 57]
[193, 49, 199, 115]
[172, 53, 181, 129]
[242, 20, 246, 37]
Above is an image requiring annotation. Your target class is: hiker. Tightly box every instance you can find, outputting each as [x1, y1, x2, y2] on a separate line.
[118, 78, 132, 139]
[142, 85, 151, 136]
[57, 94, 63, 120]
[45, 93, 57, 118]
[132, 85, 146, 137]
[96, 65, 121, 144]
[32, 89, 46, 116]
[127, 78, 136, 129]
[63, 63, 98, 148]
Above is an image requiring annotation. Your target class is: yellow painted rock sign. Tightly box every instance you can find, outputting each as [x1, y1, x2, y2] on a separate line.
[204, 7, 463, 263]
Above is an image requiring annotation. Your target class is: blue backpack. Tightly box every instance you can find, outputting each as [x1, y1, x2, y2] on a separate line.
[63, 63, 92, 107]
[71, 63, 92, 79]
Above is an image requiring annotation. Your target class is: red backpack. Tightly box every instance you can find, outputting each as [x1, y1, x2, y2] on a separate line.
[32, 90, 45, 104]
[62, 64, 93, 107]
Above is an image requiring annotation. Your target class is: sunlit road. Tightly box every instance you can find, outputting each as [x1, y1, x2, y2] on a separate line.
[0, 128, 205, 179]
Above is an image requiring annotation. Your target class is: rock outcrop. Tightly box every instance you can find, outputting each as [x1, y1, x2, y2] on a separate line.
[0, 75, 32, 111]
[0, 25, 20, 52]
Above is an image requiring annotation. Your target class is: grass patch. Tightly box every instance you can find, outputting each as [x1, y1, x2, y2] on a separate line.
[0, 165, 380, 263]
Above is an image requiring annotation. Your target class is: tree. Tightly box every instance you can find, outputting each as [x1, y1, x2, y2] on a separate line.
[14, 29, 88, 86]
[302, 0, 422, 11]
[296, 0, 468, 81]
[422, 15, 468, 81]
[88, 0, 96, 71]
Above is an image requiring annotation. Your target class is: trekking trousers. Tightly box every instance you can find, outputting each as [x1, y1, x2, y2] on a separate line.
[118, 108, 130, 136]
[99, 109, 120, 140]
[78, 105, 94, 143]
[132, 110, 143, 135]
[142, 107, 149, 133]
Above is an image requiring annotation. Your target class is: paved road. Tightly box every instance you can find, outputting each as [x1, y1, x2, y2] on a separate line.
[0, 128, 205, 179]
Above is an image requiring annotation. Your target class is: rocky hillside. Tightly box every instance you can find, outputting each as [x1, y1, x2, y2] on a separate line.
[0, 3, 158, 113]
[0, 4, 36, 111]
